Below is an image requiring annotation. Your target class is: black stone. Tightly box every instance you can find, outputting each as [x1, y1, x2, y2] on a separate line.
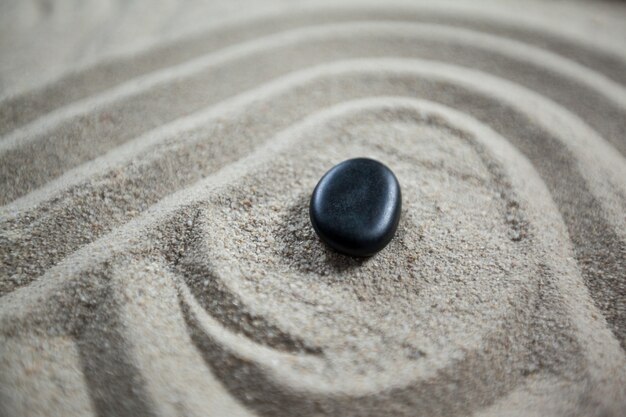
[309, 158, 402, 257]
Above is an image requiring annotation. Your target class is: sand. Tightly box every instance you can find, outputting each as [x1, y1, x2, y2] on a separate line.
[1, 1, 625, 416]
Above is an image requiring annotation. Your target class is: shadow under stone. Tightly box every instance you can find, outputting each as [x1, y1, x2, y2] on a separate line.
[273, 194, 371, 276]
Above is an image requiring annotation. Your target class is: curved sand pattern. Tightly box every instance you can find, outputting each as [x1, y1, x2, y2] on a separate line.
[1, 1, 625, 416]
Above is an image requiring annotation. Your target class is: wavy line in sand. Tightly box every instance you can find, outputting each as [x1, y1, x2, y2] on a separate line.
[2, 98, 623, 416]
[2, 59, 624, 354]
[1, 3, 625, 135]
[1, 4, 625, 415]
[1, 22, 626, 204]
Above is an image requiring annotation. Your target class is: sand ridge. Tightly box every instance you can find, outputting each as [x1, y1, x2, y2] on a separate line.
[1, 1, 625, 416]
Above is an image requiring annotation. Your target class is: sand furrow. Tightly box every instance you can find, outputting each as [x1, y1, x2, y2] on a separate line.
[1, 2, 625, 415]
[1, 4, 624, 136]
[2, 97, 622, 416]
[172, 97, 623, 414]
[2, 23, 626, 204]
[2, 59, 624, 354]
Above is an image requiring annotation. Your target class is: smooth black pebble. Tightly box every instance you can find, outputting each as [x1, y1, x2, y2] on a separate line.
[309, 158, 402, 257]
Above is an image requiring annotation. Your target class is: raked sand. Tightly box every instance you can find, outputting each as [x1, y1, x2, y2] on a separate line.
[1, 1, 625, 416]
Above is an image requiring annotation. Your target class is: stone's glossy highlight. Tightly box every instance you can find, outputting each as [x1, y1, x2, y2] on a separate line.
[309, 158, 402, 257]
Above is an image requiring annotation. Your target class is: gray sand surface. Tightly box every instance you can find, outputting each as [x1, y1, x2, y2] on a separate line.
[1, 1, 625, 416]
